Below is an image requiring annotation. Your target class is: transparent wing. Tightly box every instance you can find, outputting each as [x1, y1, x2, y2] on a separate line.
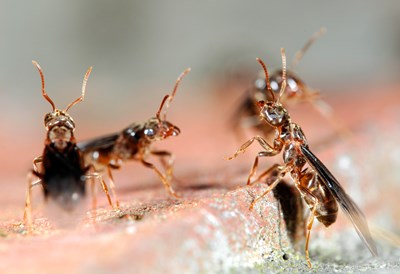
[77, 133, 119, 152]
[300, 145, 378, 256]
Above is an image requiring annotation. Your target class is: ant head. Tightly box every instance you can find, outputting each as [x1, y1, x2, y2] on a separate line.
[143, 118, 181, 142]
[257, 49, 290, 127]
[269, 70, 305, 99]
[256, 28, 326, 103]
[32, 61, 92, 149]
[258, 100, 289, 127]
[146, 68, 189, 141]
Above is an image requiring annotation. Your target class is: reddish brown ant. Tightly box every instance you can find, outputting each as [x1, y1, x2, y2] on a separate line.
[231, 28, 347, 141]
[23, 61, 112, 229]
[227, 49, 377, 267]
[78, 68, 191, 206]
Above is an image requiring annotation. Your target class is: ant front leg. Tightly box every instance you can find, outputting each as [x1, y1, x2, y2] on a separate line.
[248, 163, 282, 186]
[141, 158, 180, 198]
[249, 164, 289, 210]
[85, 167, 114, 210]
[151, 150, 175, 183]
[23, 171, 42, 231]
[106, 165, 120, 209]
[226, 135, 278, 160]
[246, 148, 282, 185]
[32, 156, 43, 174]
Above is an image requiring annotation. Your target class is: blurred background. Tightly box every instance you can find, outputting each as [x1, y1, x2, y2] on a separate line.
[0, 1, 400, 210]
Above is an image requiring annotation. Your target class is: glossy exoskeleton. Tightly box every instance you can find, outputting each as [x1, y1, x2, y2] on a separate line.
[78, 68, 191, 206]
[227, 50, 377, 267]
[231, 28, 339, 140]
[24, 61, 93, 228]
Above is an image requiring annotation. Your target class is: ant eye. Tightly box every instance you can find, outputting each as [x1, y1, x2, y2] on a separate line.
[125, 128, 136, 138]
[254, 78, 267, 90]
[270, 79, 280, 92]
[44, 113, 52, 125]
[287, 77, 299, 92]
[144, 128, 156, 137]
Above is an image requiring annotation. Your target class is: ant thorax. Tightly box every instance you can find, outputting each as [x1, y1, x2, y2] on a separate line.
[259, 101, 308, 171]
[281, 122, 308, 172]
[45, 110, 75, 150]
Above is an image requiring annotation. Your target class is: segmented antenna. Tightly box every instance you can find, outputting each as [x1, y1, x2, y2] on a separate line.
[156, 68, 191, 121]
[291, 27, 327, 69]
[65, 66, 93, 112]
[32, 61, 56, 111]
[277, 48, 287, 103]
[256, 58, 274, 102]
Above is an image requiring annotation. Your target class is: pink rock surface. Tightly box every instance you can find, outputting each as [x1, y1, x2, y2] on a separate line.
[0, 86, 399, 273]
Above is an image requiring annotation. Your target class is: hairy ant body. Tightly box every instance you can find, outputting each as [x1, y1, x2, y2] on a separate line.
[227, 50, 377, 267]
[24, 61, 96, 228]
[78, 68, 190, 206]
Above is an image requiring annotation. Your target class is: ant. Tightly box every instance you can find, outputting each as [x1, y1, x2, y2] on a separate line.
[231, 28, 347, 141]
[23, 61, 110, 229]
[227, 49, 377, 267]
[78, 68, 191, 207]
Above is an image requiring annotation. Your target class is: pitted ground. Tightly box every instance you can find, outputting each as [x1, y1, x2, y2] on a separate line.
[0, 87, 399, 273]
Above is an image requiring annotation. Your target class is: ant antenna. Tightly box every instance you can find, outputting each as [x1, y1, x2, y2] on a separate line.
[256, 57, 274, 102]
[277, 48, 287, 103]
[32, 61, 56, 111]
[156, 67, 191, 121]
[65, 66, 93, 112]
[291, 27, 327, 69]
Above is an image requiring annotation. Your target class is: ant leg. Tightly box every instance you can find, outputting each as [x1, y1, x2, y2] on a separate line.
[23, 172, 41, 231]
[305, 206, 317, 268]
[246, 148, 282, 185]
[290, 86, 351, 144]
[141, 159, 180, 198]
[310, 97, 352, 143]
[246, 155, 260, 185]
[291, 27, 326, 69]
[85, 171, 114, 209]
[89, 174, 97, 213]
[107, 166, 120, 209]
[248, 163, 283, 186]
[249, 166, 288, 210]
[32, 156, 43, 173]
[297, 179, 319, 268]
[151, 150, 175, 182]
[226, 136, 278, 160]
[23, 155, 44, 229]
[99, 177, 113, 208]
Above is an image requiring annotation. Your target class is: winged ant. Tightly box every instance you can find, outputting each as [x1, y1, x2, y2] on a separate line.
[230, 28, 347, 142]
[227, 49, 377, 267]
[23, 61, 114, 229]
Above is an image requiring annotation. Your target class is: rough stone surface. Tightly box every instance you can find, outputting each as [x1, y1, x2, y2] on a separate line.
[0, 87, 399, 273]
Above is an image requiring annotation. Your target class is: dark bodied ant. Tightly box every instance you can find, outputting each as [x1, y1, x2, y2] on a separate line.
[230, 28, 347, 141]
[23, 61, 108, 229]
[78, 68, 191, 206]
[227, 49, 377, 267]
